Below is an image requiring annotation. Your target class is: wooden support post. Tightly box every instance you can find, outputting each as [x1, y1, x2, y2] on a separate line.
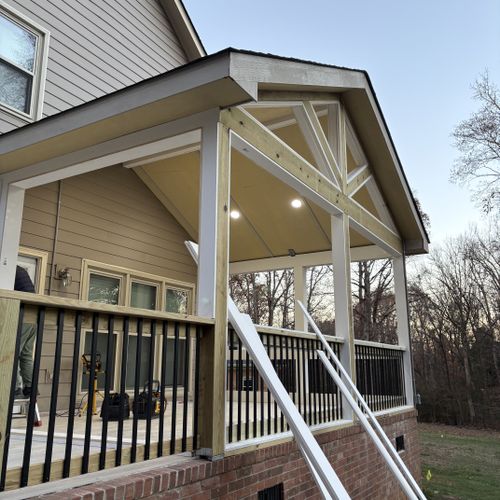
[0, 182, 25, 290]
[329, 103, 355, 419]
[393, 256, 415, 406]
[0, 298, 20, 477]
[293, 265, 307, 331]
[331, 214, 355, 420]
[196, 118, 231, 459]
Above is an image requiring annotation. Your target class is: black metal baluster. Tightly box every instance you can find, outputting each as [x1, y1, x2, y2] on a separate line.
[145, 320, 156, 460]
[253, 359, 257, 438]
[279, 335, 286, 432]
[259, 333, 265, 437]
[192, 326, 201, 451]
[400, 350, 406, 406]
[295, 337, 302, 420]
[245, 346, 250, 439]
[325, 342, 332, 422]
[21, 307, 46, 487]
[265, 334, 271, 436]
[43, 309, 65, 482]
[99, 315, 115, 470]
[303, 337, 310, 425]
[181, 324, 190, 452]
[116, 316, 130, 467]
[130, 318, 143, 463]
[310, 339, 318, 425]
[383, 347, 389, 410]
[272, 335, 278, 434]
[0, 304, 24, 491]
[158, 321, 168, 457]
[228, 328, 234, 443]
[319, 341, 327, 424]
[63, 311, 82, 478]
[169, 322, 179, 454]
[82, 313, 99, 474]
[237, 334, 242, 441]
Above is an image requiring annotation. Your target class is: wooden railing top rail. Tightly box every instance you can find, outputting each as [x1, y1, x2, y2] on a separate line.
[354, 339, 406, 351]
[0, 290, 215, 325]
[254, 324, 344, 343]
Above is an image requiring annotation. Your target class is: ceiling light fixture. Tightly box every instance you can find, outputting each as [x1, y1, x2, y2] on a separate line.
[230, 210, 241, 220]
[291, 198, 303, 208]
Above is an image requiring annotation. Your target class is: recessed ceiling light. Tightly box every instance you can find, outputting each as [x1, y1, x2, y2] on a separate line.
[291, 198, 303, 208]
[230, 210, 241, 219]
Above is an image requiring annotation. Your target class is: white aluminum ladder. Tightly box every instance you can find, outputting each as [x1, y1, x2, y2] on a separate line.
[297, 300, 426, 500]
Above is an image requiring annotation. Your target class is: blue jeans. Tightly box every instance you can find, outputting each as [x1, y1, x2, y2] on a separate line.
[16, 323, 36, 390]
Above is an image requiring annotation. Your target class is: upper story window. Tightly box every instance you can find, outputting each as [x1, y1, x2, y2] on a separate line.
[0, 3, 49, 121]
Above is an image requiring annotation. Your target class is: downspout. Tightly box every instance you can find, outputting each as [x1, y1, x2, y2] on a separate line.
[47, 180, 63, 296]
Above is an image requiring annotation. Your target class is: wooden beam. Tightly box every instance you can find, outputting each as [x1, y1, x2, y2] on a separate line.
[220, 107, 402, 256]
[229, 246, 389, 274]
[0, 297, 20, 480]
[293, 102, 342, 186]
[346, 164, 372, 197]
[257, 90, 339, 103]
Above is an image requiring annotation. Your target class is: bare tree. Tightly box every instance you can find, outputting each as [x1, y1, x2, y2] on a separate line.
[452, 72, 500, 213]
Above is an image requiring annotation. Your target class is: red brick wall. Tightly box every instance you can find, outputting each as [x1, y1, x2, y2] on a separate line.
[37, 409, 420, 500]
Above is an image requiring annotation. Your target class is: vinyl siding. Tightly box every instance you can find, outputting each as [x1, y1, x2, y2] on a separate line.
[0, 0, 188, 132]
[19, 165, 197, 410]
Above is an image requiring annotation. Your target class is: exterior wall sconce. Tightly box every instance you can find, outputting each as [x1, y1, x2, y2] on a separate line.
[58, 267, 72, 287]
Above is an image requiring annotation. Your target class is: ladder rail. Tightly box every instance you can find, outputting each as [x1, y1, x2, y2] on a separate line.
[297, 301, 425, 500]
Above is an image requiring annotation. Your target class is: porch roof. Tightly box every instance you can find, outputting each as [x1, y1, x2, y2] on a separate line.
[0, 48, 429, 255]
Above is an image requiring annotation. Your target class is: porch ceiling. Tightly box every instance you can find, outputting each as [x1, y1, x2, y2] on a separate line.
[136, 147, 373, 263]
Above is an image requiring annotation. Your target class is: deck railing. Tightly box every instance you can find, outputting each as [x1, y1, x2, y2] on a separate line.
[0, 292, 213, 491]
[354, 340, 407, 412]
[226, 326, 344, 445]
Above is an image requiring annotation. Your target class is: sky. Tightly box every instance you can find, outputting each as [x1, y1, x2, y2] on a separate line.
[184, 0, 500, 245]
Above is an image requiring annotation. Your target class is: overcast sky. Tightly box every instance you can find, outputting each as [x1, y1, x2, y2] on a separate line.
[184, 0, 500, 245]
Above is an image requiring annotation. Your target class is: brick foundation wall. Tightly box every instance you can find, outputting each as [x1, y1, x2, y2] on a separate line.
[35, 409, 420, 500]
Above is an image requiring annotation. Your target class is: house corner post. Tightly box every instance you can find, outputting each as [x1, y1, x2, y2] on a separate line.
[393, 255, 415, 407]
[196, 114, 231, 459]
[0, 181, 25, 290]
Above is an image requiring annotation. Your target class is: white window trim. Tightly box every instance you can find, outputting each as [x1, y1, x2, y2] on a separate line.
[0, 0, 50, 122]
[17, 245, 48, 294]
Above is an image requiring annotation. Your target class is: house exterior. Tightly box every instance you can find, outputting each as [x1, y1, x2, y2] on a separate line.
[0, 1, 428, 498]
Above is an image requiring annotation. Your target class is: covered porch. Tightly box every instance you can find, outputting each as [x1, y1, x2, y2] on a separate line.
[0, 49, 428, 493]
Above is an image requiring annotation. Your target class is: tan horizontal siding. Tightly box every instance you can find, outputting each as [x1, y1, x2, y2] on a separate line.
[20, 165, 197, 410]
[1, 0, 188, 133]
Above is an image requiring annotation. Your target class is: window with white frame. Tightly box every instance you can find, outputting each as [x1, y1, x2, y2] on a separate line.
[79, 260, 195, 393]
[0, 2, 49, 120]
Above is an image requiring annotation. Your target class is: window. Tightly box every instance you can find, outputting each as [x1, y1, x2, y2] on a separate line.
[79, 260, 195, 395]
[81, 260, 194, 314]
[17, 246, 48, 294]
[0, 3, 49, 120]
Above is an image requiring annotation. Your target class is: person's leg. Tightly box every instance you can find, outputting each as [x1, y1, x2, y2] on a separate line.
[19, 323, 37, 396]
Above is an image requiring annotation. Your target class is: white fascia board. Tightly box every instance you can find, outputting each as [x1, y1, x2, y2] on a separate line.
[0, 54, 233, 156]
[229, 52, 367, 91]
